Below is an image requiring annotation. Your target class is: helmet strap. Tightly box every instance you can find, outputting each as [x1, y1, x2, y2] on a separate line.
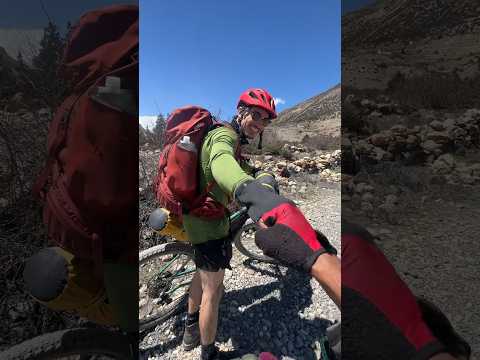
[231, 115, 249, 145]
[258, 131, 263, 150]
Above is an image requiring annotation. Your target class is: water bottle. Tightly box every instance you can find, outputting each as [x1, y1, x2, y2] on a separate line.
[177, 135, 197, 153]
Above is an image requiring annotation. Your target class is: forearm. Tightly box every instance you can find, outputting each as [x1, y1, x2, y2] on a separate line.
[311, 254, 341, 308]
[211, 153, 253, 197]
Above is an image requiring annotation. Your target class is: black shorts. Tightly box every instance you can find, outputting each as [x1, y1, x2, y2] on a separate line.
[192, 237, 233, 272]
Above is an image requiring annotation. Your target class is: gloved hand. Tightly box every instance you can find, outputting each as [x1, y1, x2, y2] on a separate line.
[254, 170, 279, 194]
[254, 212, 337, 273]
[341, 221, 455, 360]
[234, 179, 336, 273]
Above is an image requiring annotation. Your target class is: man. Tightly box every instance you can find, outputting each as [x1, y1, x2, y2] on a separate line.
[181, 88, 341, 360]
[255, 220, 471, 360]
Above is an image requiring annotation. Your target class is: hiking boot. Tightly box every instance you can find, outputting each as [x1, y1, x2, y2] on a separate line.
[183, 320, 200, 351]
[200, 345, 239, 360]
[326, 320, 341, 359]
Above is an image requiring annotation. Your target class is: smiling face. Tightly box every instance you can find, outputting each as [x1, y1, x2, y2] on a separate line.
[239, 106, 271, 139]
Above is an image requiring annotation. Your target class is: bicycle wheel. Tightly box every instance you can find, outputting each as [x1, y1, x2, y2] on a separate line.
[233, 219, 279, 264]
[0, 328, 132, 360]
[139, 242, 196, 332]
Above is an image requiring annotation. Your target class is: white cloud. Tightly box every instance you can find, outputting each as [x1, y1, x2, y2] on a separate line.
[273, 97, 286, 105]
[139, 115, 158, 130]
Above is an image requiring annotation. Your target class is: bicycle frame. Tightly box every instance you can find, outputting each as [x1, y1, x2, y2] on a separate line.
[152, 207, 249, 294]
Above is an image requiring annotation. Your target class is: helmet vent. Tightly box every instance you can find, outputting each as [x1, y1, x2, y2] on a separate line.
[270, 98, 276, 110]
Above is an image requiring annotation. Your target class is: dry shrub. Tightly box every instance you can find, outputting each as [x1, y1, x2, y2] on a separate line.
[302, 134, 340, 150]
[387, 71, 480, 109]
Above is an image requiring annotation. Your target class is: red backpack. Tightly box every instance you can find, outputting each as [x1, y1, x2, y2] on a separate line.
[155, 106, 240, 220]
[33, 5, 139, 270]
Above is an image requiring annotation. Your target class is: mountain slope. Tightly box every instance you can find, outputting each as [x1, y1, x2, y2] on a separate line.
[261, 84, 340, 148]
[343, 0, 480, 46]
[274, 84, 340, 126]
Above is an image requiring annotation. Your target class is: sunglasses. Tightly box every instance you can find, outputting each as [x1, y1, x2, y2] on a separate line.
[250, 110, 271, 126]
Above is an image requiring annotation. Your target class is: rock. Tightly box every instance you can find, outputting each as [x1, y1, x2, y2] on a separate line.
[468, 164, 480, 176]
[316, 163, 326, 171]
[361, 201, 374, 212]
[38, 108, 51, 119]
[425, 131, 451, 144]
[443, 118, 456, 128]
[286, 163, 297, 173]
[294, 159, 306, 167]
[406, 135, 418, 145]
[369, 133, 390, 147]
[432, 154, 455, 174]
[361, 192, 375, 202]
[421, 140, 441, 152]
[369, 110, 383, 118]
[264, 155, 273, 161]
[377, 103, 395, 114]
[9, 309, 20, 321]
[391, 125, 407, 134]
[429, 120, 445, 131]
[459, 174, 476, 185]
[385, 194, 399, 206]
[360, 99, 376, 109]
[373, 147, 392, 161]
[20, 112, 34, 121]
[430, 175, 446, 185]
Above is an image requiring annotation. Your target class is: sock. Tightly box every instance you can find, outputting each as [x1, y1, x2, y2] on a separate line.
[201, 343, 217, 360]
[186, 310, 199, 326]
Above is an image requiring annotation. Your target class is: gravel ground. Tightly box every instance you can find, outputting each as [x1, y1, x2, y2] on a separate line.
[140, 180, 341, 360]
[344, 170, 480, 360]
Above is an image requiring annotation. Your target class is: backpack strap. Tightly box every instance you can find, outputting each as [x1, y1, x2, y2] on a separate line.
[32, 93, 83, 199]
[181, 121, 230, 216]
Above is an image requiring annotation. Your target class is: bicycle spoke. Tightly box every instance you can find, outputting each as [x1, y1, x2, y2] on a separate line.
[139, 246, 196, 326]
[164, 281, 191, 295]
[171, 268, 196, 277]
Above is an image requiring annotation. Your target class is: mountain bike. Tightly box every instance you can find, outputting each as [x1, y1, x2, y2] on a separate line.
[0, 327, 136, 360]
[139, 207, 279, 332]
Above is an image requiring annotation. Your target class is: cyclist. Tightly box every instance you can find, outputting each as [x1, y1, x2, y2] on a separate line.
[179, 88, 341, 360]
[255, 220, 471, 360]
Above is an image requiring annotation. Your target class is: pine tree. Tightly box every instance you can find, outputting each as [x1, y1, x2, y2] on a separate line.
[31, 21, 66, 108]
[152, 114, 166, 148]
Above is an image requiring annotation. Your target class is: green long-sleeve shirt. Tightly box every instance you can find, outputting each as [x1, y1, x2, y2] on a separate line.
[182, 126, 253, 244]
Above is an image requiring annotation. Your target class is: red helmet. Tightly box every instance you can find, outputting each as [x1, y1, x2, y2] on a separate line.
[237, 88, 277, 119]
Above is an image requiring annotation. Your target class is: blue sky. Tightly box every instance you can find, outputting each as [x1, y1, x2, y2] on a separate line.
[0, 0, 136, 30]
[140, 0, 340, 129]
[342, 0, 377, 14]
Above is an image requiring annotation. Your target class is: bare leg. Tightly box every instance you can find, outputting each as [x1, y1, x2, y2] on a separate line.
[187, 270, 202, 313]
[198, 269, 225, 345]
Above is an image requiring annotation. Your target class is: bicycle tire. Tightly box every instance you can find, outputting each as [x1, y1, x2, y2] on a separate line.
[139, 242, 194, 332]
[0, 328, 132, 360]
[233, 220, 279, 264]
